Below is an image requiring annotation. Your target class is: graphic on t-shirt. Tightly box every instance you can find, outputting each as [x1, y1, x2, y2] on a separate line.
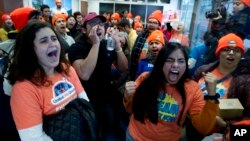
[157, 93, 179, 122]
[51, 79, 75, 105]
[200, 82, 226, 97]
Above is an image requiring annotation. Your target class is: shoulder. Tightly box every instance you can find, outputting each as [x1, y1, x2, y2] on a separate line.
[135, 72, 150, 85]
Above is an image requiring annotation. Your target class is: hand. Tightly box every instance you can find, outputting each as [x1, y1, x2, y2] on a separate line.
[215, 116, 227, 128]
[125, 81, 137, 98]
[88, 25, 100, 44]
[212, 11, 223, 20]
[203, 72, 217, 96]
[110, 33, 122, 52]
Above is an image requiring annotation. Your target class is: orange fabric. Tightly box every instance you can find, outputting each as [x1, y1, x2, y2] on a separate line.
[127, 12, 132, 19]
[52, 13, 67, 25]
[147, 30, 165, 45]
[11, 66, 84, 129]
[169, 31, 189, 47]
[125, 72, 218, 140]
[215, 33, 245, 57]
[148, 10, 162, 25]
[234, 120, 250, 125]
[10, 7, 35, 31]
[111, 12, 121, 22]
[134, 22, 143, 29]
[1, 14, 9, 22]
[134, 15, 141, 22]
[241, 0, 250, 7]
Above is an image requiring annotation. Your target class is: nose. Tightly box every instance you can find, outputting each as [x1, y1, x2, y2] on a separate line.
[229, 49, 234, 54]
[172, 60, 179, 67]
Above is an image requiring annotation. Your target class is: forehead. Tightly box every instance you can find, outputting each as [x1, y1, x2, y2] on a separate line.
[148, 18, 158, 22]
[168, 49, 185, 58]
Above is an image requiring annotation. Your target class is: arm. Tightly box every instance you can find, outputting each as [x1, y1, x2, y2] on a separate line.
[123, 72, 149, 113]
[189, 73, 219, 135]
[18, 124, 52, 141]
[72, 26, 101, 81]
[113, 34, 128, 72]
[10, 82, 52, 141]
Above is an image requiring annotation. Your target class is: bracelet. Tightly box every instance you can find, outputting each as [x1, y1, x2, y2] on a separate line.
[204, 93, 220, 100]
[115, 48, 123, 53]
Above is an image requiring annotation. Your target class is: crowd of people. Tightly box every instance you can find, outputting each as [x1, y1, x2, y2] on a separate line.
[0, 0, 250, 141]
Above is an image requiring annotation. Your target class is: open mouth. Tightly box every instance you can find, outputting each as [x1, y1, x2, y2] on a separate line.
[96, 31, 102, 36]
[168, 70, 179, 82]
[47, 49, 58, 58]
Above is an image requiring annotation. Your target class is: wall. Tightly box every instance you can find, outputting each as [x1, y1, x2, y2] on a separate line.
[22, 0, 80, 12]
[87, 0, 179, 15]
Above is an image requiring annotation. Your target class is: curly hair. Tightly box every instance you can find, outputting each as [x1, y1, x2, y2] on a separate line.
[8, 21, 70, 86]
[132, 42, 189, 125]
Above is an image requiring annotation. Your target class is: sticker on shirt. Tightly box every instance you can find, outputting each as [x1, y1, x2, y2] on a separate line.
[200, 82, 226, 98]
[157, 92, 179, 122]
[51, 79, 76, 105]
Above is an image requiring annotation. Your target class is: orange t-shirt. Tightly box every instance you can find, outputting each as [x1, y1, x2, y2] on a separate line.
[198, 67, 232, 98]
[125, 72, 218, 141]
[11, 66, 84, 130]
[169, 32, 189, 47]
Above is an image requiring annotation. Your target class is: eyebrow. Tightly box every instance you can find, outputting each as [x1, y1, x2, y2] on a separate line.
[39, 36, 48, 41]
[167, 57, 185, 60]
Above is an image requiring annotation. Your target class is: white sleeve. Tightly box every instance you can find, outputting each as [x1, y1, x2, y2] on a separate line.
[18, 124, 53, 141]
[78, 90, 89, 102]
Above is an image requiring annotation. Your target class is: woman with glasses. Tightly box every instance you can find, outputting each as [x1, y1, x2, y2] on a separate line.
[189, 33, 250, 140]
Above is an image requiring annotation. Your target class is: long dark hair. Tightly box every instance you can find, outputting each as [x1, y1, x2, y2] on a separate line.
[132, 42, 189, 125]
[8, 21, 69, 86]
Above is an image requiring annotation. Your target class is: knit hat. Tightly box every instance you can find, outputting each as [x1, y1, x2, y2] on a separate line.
[10, 7, 35, 31]
[241, 0, 250, 7]
[52, 13, 67, 25]
[147, 30, 165, 45]
[134, 22, 143, 29]
[1, 14, 9, 22]
[111, 13, 121, 22]
[148, 10, 162, 25]
[215, 33, 245, 57]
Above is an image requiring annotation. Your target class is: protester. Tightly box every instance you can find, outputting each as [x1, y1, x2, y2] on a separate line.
[8, 21, 89, 141]
[124, 42, 219, 141]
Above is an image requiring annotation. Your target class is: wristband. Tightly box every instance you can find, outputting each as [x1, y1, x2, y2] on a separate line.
[204, 93, 220, 100]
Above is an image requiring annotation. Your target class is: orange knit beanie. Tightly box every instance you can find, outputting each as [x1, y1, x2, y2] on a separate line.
[148, 10, 162, 25]
[215, 33, 245, 57]
[241, 0, 250, 7]
[147, 30, 165, 45]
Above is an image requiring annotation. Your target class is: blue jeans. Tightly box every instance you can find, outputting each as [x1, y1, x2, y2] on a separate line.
[126, 128, 134, 141]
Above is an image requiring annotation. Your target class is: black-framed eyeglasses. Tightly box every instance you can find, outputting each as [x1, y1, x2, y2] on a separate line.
[147, 21, 159, 25]
[221, 48, 241, 53]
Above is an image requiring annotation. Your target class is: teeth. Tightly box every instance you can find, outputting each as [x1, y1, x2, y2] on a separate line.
[171, 70, 179, 73]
